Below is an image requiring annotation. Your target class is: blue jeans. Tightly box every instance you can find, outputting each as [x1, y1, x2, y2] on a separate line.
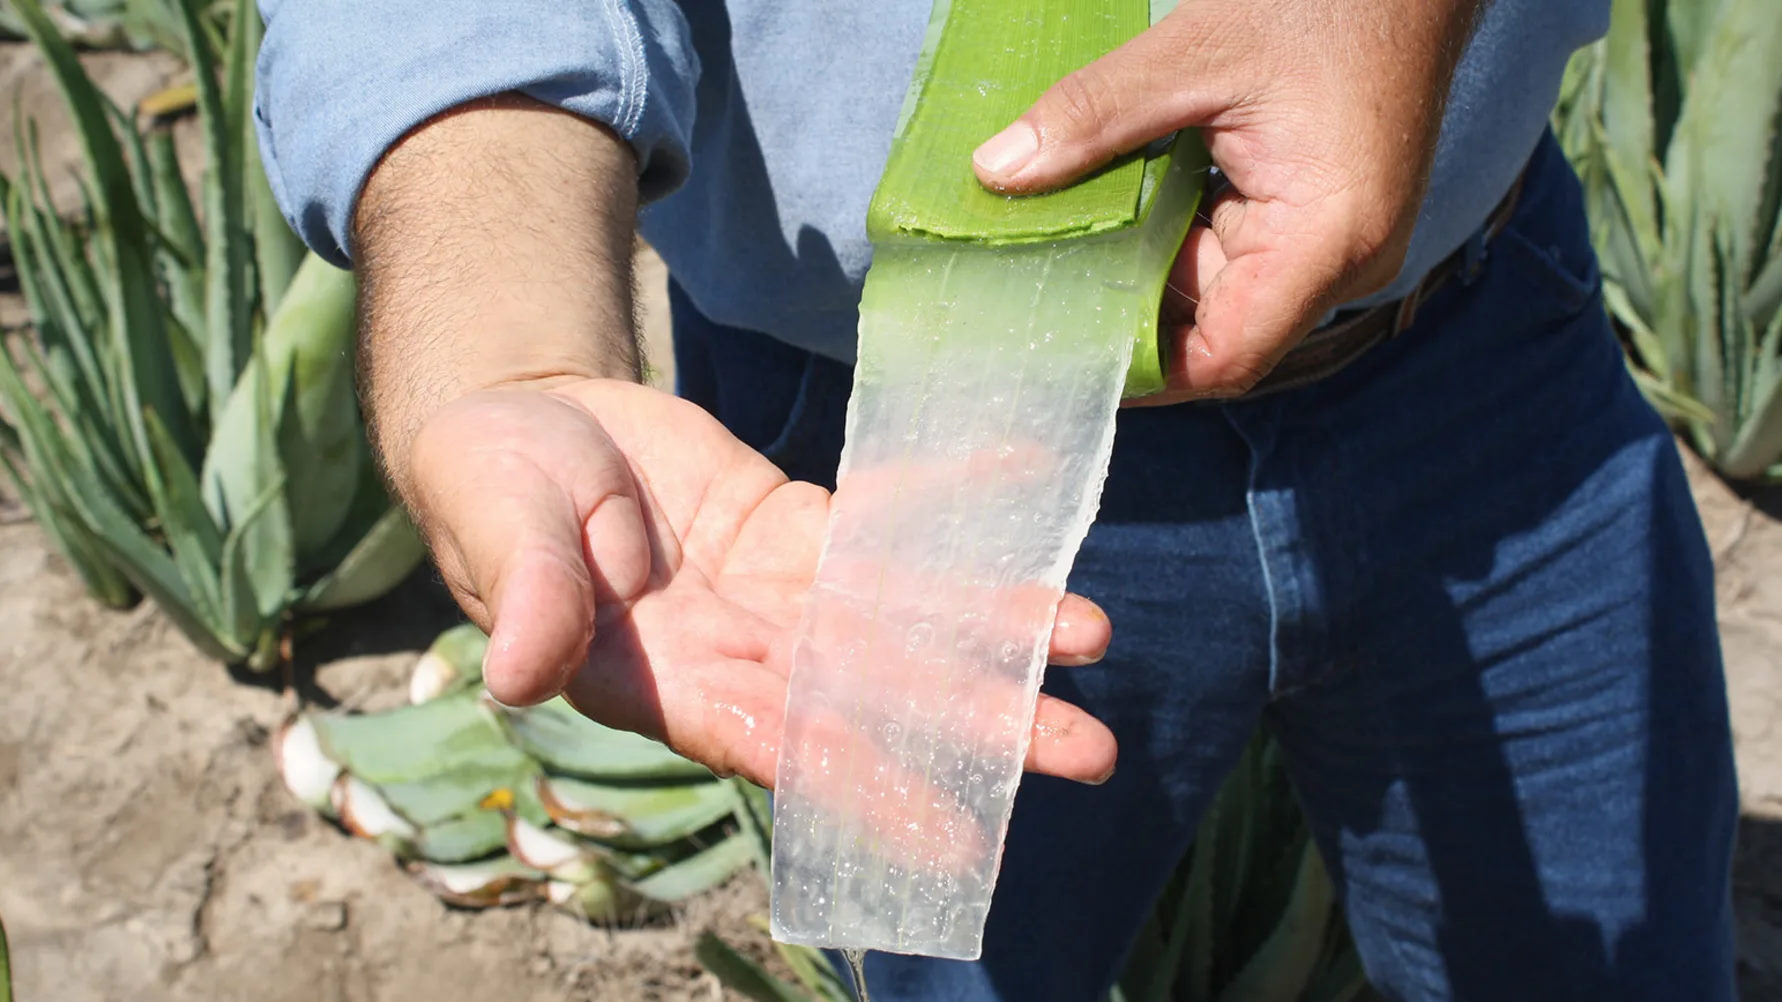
[669, 134, 1738, 1002]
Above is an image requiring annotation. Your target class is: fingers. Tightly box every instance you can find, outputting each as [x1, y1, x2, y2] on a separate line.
[408, 390, 654, 707]
[1049, 593, 1112, 666]
[972, 16, 1213, 193]
[1028, 693, 1117, 781]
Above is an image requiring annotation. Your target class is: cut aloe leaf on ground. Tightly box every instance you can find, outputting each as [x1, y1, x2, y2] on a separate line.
[409, 855, 547, 908]
[407, 622, 489, 704]
[537, 773, 740, 847]
[495, 698, 715, 782]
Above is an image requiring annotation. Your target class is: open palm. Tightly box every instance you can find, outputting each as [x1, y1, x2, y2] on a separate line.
[404, 379, 1117, 789]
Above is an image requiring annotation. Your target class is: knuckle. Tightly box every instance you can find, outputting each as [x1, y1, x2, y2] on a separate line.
[1045, 69, 1118, 139]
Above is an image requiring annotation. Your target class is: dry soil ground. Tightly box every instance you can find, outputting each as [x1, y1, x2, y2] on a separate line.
[1, 40, 1780, 1002]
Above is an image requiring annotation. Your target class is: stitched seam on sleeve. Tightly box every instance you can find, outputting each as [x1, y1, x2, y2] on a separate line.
[599, 0, 649, 138]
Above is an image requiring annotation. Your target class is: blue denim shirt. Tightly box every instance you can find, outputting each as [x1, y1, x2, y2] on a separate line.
[255, 0, 1609, 363]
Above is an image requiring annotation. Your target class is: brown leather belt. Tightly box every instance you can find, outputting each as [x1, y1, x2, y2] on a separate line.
[1239, 171, 1526, 398]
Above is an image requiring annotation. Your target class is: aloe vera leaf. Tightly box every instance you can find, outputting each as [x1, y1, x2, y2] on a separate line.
[19, 124, 104, 347]
[171, 0, 252, 411]
[1141, 862, 1199, 1002]
[772, 939, 852, 1001]
[60, 456, 240, 659]
[0, 910, 12, 1002]
[12, 125, 110, 425]
[215, 461, 288, 648]
[226, 0, 302, 312]
[0, 357, 134, 606]
[11, 0, 199, 467]
[1604, 275, 1670, 385]
[867, 0, 1152, 245]
[10, 284, 96, 468]
[142, 407, 224, 620]
[308, 691, 519, 783]
[213, 345, 295, 648]
[1628, 363, 1716, 428]
[1600, 0, 1656, 241]
[1174, 802, 1219, 1000]
[295, 502, 424, 611]
[10, 205, 146, 524]
[495, 698, 715, 781]
[261, 255, 364, 555]
[203, 255, 360, 555]
[106, 93, 161, 229]
[1722, 321, 1782, 479]
[406, 622, 488, 703]
[160, 311, 208, 422]
[145, 130, 208, 415]
[293, 437, 393, 572]
[378, 765, 542, 828]
[410, 854, 547, 907]
[1663, 0, 1782, 265]
[632, 831, 755, 902]
[1299, 926, 1373, 1002]
[1213, 840, 1337, 1002]
[539, 775, 738, 849]
[408, 809, 510, 863]
[695, 931, 816, 1002]
[1597, 120, 1662, 323]
[728, 777, 775, 873]
[145, 129, 202, 267]
[1750, 248, 1782, 328]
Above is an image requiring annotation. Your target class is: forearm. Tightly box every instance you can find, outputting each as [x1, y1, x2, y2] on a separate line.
[352, 93, 641, 495]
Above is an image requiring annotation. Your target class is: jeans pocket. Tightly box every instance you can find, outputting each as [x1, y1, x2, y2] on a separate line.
[1493, 222, 1603, 323]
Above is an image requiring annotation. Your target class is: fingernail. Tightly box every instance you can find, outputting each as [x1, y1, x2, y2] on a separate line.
[974, 122, 1039, 176]
[1052, 652, 1104, 667]
[1090, 763, 1116, 786]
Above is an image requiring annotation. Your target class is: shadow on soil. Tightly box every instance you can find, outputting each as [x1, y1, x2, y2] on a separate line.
[227, 561, 463, 709]
[1738, 815, 1782, 1000]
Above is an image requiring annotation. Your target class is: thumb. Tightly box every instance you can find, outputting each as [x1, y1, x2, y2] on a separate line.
[409, 391, 653, 707]
[971, 19, 1215, 193]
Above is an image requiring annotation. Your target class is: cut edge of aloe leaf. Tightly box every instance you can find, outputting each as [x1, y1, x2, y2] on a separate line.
[864, 0, 1206, 397]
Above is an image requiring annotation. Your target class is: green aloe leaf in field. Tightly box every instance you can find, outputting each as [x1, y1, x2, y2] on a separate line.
[1555, 0, 1782, 481]
[0, 0, 423, 667]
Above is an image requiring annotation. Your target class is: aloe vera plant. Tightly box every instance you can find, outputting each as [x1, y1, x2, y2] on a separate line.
[278, 625, 763, 919]
[0, 0, 218, 55]
[1106, 732, 1377, 1002]
[0, 0, 423, 668]
[697, 927, 855, 1002]
[0, 911, 12, 1002]
[1554, 0, 1782, 481]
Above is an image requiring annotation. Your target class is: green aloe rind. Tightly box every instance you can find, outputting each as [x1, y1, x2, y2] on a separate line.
[868, 0, 1154, 245]
[863, 0, 1206, 397]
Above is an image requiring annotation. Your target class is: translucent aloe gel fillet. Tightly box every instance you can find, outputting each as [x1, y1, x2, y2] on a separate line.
[770, 0, 1206, 961]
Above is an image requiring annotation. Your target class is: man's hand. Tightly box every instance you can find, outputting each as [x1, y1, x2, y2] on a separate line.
[355, 97, 1116, 790]
[409, 380, 1118, 788]
[972, 0, 1484, 403]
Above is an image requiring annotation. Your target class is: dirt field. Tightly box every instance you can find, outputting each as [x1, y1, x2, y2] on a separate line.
[1, 40, 1780, 1002]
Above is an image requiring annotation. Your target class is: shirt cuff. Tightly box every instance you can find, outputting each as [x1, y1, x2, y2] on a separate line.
[254, 0, 698, 267]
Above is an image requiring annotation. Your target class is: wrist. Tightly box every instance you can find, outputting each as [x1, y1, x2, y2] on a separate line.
[351, 92, 644, 487]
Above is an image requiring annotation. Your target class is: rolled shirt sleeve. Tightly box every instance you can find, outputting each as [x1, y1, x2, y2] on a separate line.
[254, 0, 699, 267]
